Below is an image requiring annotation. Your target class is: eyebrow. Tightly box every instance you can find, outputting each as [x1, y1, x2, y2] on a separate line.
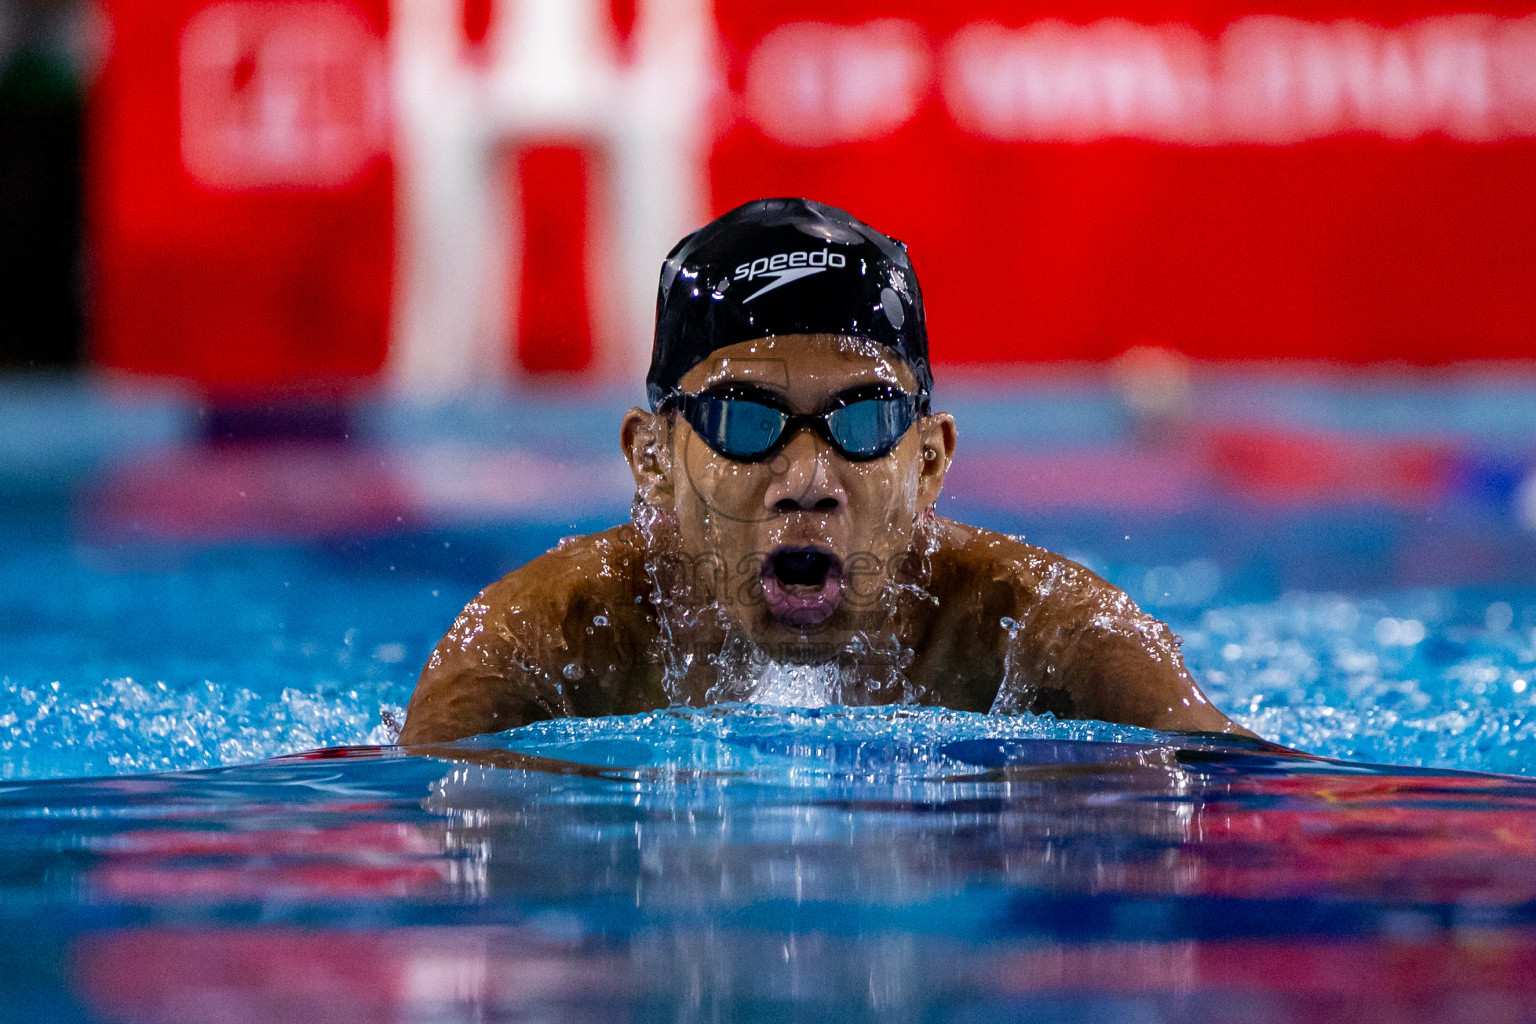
[696, 380, 906, 412]
[699, 366, 903, 390]
[700, 368, 788, 392]
[831, 382, 906, 403]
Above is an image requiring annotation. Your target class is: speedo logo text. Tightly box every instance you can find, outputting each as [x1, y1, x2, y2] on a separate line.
[734, 249, 847, 303]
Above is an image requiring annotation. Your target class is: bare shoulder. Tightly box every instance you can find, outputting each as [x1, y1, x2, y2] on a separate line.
[438, 525, 644, 666]
[930, 517, 1113, 601]
[399, 526, 648, 744]
[476, 525, 645, 621]
[928, 516, 1252, 737]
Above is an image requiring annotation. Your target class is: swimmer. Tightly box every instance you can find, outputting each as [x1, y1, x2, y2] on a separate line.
[400, 198, 1256, 744]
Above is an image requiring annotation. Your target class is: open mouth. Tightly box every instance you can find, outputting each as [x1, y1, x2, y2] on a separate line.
[761, 547, 844, 628]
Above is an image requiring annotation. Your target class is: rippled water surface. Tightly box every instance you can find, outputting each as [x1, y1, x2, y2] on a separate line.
[6, 707, 1536, 1023]
[8, 532, 1536, 777]
[7, 378, 1536, 1020]
[6, 378, 1536, 776]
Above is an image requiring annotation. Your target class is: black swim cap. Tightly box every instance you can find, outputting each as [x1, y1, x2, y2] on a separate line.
[647, 198, 931, 411]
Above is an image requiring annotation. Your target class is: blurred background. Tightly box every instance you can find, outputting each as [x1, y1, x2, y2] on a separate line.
[14, 0, 1536, 385]
[6, 0, 1536, 777]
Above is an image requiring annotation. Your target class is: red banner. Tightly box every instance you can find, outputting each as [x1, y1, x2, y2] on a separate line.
[89, 0, 1536, 393]
[90, 0, 393, 394]
[713, 1, 1536, 364]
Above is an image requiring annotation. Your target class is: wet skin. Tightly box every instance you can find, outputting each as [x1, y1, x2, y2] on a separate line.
[400, 335, 1255, 745]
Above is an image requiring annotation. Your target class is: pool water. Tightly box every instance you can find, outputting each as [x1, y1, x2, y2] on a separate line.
[7, 708, 1536, 1022]
[6, 374, 1536, 777]
[6, 372, 1536, 1019]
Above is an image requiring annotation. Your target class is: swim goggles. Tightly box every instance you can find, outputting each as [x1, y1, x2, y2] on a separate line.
[662, 383, 921, 463]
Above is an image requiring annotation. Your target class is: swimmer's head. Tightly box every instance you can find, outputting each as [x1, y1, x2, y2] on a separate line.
[623, 201, 954, 655]
[646, 198, 932, 413]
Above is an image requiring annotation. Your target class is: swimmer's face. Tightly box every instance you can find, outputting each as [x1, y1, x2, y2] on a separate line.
[622, 334, 956, 654]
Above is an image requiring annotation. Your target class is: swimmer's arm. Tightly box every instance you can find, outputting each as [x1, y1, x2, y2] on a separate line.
[398, 668, 555, 745]
[997, 553, 1255, 737]
[398, 575, 570, 745]
[398, 620, 563, 745]
[1048, 627, 1255, 737]
[399, 528, 648, 745]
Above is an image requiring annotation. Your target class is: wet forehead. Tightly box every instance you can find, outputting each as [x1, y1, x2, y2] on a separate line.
[676, 334, 918, 399]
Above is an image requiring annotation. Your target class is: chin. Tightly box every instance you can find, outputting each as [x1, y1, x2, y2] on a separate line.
[743, 611, 854, 664]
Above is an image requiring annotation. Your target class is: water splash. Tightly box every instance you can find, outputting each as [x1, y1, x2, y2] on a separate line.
[0, 674, 403, 779]
[1179, 590, 1536, 773]
[490, 703, 1172, 782]
[630, 494, 937, 710]
[750, 660, 838, 707]
[989, 551, 1191, 716]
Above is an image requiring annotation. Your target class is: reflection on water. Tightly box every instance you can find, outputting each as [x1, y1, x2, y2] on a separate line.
[422, 724, 1203, 918]
[2, 707, 1535, 1022]
[70, 927, 1536, 1024]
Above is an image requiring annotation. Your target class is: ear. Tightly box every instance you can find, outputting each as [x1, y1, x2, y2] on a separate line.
[914, 412, 956, 511]
[620, 407, 675, 506]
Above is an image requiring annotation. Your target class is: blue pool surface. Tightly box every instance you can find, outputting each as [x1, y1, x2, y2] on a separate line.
[6, 370, 1536, 1019]
[7, 708, 1536, 1022]
[6, 372, 1536, 776]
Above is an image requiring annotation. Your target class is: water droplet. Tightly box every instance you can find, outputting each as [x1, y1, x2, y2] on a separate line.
[562, 663, 584, 681]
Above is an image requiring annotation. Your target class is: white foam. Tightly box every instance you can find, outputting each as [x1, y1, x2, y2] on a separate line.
[750, 660, 837, 708]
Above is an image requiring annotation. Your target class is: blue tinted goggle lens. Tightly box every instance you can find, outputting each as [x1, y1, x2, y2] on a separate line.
[680, 392, 915, 462]
[826, 397, 913, 457]
[695, 397, 785, 459]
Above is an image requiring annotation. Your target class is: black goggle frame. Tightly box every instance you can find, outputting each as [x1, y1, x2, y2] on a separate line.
[663, 383, 924, 464]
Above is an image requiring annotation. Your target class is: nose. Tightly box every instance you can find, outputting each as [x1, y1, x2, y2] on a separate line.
[764, 427, 847, 515]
